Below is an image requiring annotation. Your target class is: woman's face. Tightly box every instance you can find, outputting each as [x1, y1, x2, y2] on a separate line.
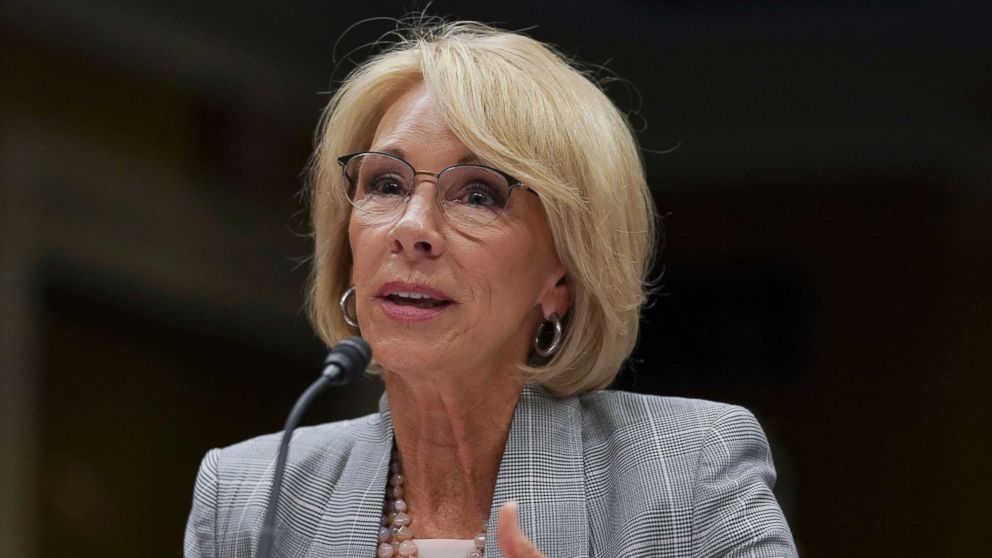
[348, 83, 571, 381]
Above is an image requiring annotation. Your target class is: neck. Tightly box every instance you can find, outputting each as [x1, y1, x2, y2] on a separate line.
[383, 367, 523, 538]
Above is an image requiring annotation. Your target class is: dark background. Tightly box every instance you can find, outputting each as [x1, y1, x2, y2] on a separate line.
[1, 1, 989, 556]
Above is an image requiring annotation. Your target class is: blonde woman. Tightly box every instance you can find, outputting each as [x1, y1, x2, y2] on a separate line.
[184, 21, 797, 558]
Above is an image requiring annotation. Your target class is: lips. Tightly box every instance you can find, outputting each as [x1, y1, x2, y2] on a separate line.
[374, 281, 455, 321]
[383, 292, 449, 308]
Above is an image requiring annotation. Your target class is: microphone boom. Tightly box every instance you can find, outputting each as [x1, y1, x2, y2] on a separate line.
[255, 337, 372, 558]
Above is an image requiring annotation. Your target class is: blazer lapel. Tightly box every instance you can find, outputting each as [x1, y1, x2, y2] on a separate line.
[303, 393, 393, 558]
[485, 384, 590, 557]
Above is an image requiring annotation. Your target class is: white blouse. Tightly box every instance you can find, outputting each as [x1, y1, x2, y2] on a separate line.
[412, 538, 476, 557]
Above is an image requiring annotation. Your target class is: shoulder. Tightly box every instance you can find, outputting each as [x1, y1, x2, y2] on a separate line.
[574, 390, 773, 509]
[208, 412, 382, 480]
[190, 412, 383, 510]
[572, 391, 796, 556]
[185, 412, 385, 556]
[577, 389, 760, 451]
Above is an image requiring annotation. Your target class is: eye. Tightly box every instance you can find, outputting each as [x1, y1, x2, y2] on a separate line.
[446, 179, 508, 208]
[365, 173, 410, 197]
[464, 186, 498, 206]
[461, 183, 506, 207]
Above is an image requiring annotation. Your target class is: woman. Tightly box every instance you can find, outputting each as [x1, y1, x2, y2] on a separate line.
[185, 21, 797, 558]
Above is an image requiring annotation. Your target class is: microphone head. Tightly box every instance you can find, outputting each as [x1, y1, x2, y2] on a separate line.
[321, 337, 372, 385]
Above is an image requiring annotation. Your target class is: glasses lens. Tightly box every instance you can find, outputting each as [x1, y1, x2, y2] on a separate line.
[343, 153, 413, 214]
[438, 165, 513, 227]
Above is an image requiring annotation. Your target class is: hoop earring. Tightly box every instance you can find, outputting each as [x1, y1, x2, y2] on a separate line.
[339, 286, 359, 328]
[533, 312, 563, 358]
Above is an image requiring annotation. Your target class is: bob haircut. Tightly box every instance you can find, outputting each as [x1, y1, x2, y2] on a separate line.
[307, 21, 657, 397]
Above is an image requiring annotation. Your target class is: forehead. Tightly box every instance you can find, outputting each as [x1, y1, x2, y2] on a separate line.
[371, 83, 476, 165]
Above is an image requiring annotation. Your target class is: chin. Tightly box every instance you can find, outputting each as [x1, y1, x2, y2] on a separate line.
[368, 334, 458, 376]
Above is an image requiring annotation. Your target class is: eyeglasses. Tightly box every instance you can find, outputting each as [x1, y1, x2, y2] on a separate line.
[337, 151, 536, 228]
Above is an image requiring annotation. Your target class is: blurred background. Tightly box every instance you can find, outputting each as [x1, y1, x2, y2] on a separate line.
[1, 1, 989, 556]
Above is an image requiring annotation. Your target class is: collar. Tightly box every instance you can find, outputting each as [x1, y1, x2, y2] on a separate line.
[304, 383, 589, 557]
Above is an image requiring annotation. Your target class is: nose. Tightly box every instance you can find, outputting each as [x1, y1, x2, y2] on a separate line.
[390, 178, 446, 259]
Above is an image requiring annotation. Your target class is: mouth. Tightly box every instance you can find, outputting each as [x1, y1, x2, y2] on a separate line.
[374, 281, 455, 320]
[381, 291, 453, 309]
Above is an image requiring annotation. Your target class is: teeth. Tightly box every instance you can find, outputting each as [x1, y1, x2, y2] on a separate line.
[392, 292, 432, 300]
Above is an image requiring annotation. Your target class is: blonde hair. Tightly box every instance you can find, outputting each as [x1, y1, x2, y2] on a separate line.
[307, 21, 657, 397]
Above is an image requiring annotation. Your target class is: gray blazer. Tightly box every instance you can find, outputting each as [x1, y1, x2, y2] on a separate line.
[184, 384, 797, 557]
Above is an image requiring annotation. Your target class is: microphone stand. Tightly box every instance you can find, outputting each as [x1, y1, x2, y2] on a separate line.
[255, 337, 371, 558]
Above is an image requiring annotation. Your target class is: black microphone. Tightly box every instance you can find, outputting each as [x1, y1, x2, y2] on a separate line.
[255, 337, 372, 558]
[320, 337, 373, 385]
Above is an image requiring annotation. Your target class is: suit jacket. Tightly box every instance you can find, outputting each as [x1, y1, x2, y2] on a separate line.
[184, 384, 797, 557]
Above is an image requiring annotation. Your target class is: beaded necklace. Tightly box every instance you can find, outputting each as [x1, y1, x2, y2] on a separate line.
[377, 448, 487, 558]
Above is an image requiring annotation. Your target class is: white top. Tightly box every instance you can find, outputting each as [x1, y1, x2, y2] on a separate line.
[413, 538, 476, 557]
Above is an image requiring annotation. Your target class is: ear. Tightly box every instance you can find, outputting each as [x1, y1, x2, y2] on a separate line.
[537, 263, 572, 319]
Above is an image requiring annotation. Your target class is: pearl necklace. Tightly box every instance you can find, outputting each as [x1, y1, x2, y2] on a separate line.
[378, 448, 487, 558]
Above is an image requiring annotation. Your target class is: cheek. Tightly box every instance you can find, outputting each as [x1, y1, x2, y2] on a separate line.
[463, 235, 540, 312]
[347, 219, 388, 281]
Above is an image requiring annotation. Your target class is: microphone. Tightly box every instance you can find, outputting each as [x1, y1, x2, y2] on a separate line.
[255, 337, 372, 558]
[321, 336, 373, 385]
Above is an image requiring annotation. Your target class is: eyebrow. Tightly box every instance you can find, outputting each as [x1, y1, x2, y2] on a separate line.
[376, 146, 407, 159]
[373, 145, 483, 166]
[457, 153, 484, 165]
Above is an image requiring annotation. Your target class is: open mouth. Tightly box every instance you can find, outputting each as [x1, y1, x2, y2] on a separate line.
[382, 292, 453, 309]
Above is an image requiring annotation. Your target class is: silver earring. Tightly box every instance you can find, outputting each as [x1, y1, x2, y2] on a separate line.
[339, 286, 359, 328]
[534, 312, 563, 358]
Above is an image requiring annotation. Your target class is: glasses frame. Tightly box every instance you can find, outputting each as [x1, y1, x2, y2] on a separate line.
[337, 151, 537, 222]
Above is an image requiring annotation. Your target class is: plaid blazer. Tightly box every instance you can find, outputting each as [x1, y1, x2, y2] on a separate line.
[185, 384, 797, 557]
